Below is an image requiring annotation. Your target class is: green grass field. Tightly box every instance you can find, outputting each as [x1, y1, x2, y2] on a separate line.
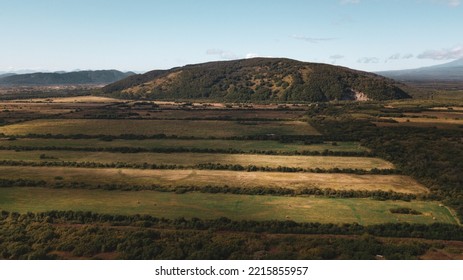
[0, 119, 320, 137]
[113, 108, 307, 120]
[0, 166, 427, 194]
[0, 150, 393, 170]
[0, 187, 456, 225]
[0, 138, 368, 153]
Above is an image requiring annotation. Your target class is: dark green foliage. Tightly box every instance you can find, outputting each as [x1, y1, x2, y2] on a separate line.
[102, 58, 410, 102]
[2, 210, 454, 259]
[0, 159, 397, 176]
[0, 178, 418, 201]
[0, 70, 135, 86]
[389, 208, 422, 215]
[310, 113, 463, 221]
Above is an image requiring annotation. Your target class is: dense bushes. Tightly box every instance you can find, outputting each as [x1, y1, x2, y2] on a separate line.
[0, 144, 374, 157]
[389, 208, 422, 215]
[0, 178, 424, 201]
[310, 116, 463, 221]
[3, 210, 463, 259]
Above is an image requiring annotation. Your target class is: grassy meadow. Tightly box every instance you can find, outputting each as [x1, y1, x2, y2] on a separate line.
[0, 166, 426, 194]
[0, 150, 393, 170]
[0, 138, 368, 153]
[0, 119, 320, 137]
[0, 187, 455, 225]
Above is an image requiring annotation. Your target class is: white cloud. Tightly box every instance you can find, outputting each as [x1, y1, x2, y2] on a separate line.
[206, 49, 238, 60]
[417, 45, 463, 60]
[430, 0, 461, 6]
[438, 0, 461, 7]
[330, 54, 345, 60]
[206, 49, 223, 55]
[388, 53, 402, 60]
[245, 53, 260, 59]
[292, 35, 336, 43]
[329, 54, 344, 64]
[357, 57, 379, 63]
[385, 53, 414, 62]
[402, 53, 414, 59]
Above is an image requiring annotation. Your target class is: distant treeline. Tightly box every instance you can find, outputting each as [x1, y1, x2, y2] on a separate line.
[0, 178, 428, 201]
[0, 160, 395, 175]
[1, 132, 329, 142]
[0, 145, 374, 157]
[0, 90, 93, 100]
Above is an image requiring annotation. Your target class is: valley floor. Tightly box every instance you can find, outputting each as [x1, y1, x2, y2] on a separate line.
[0, 94, 462, 259]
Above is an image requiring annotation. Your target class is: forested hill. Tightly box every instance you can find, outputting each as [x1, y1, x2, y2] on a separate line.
[0, 70, 135, 86]
[102, 58, 411, 102]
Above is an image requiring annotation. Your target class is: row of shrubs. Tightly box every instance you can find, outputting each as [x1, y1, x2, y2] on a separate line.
[0, 145, 374, 157]
[0, 159, 397, 175]
[0, 178, 431, 201]
[2, 210, 462, 241]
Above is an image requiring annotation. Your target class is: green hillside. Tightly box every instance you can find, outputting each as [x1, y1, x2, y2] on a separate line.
[103, 58, 410, 102]
[0, 70, 135, 86]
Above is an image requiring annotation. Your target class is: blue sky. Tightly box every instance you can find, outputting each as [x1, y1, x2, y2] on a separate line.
[0, 0, 462, 73]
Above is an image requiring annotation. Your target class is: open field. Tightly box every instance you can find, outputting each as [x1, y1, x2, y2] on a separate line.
[1, 94, 461, 260]
[0, 138, 369, 153]
[388, 117, 463, 125]
[0, 103, 74, 115]
[385, 90, 463, 107]
[0, 119, 320, 137]
[0, 150, 393, 170]
[404, 111, 463, 119]
[0, 166, 426, 194]
[0, 103, 74, 123]
[375, 117, 463, 130]
[0, 187, 455, 225]
[118, 108, 307, 120]
[16, 96, 125, 103]
[430, 107, 463, 111]
[64, 106, 309, 120]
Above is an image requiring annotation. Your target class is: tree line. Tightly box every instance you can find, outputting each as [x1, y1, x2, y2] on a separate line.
[0, 144, 375, 157]
[0, 178, 429, 201]
[0, 210, 433, 259]
[0, 159, 397, 175]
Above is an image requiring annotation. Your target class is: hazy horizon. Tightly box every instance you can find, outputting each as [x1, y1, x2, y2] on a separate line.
[1, 0, 462, 73]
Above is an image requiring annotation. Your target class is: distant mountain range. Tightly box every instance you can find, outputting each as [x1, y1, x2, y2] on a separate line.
[377, 58, 463, 82]
[0, 70, 135, 86]
[103, 58, 410, 102]
[0, 73, 19, 79]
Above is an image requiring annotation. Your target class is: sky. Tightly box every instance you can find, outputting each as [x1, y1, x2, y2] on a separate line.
[0, 0, 462, 73]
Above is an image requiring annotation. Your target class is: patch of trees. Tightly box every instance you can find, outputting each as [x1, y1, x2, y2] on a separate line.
[389, 208, 422, 215]
[0, 89, 94, 101]
[0, 179, 423, 201]
[0, 159, 396, 175]
[0, 178, 47, 187]
[197, 163, 398, 175]
[0, 159, 186, 170]
[3, 210, 459, 241]
[3, 210, 463, 259]
[309, 112, 463, 221]
[0, 144, 374, 157]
